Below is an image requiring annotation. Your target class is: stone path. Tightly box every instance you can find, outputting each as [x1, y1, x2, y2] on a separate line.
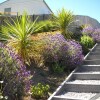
[48, 43, 100, 100]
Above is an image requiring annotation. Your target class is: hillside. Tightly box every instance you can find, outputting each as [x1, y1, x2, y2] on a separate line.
[74, 15, 100, 28]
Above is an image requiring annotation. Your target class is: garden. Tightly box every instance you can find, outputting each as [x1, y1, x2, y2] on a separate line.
[0, 8, 100, 100]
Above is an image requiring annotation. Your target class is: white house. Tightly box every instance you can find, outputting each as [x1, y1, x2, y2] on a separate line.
[0, 0, 52, 15]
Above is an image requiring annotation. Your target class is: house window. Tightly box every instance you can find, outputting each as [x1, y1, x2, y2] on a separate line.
[4, 8, 11, 15]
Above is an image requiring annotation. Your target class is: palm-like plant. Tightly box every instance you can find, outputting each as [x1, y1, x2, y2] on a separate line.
[52, 8, 74, 39]
[1, 13, 43, 64]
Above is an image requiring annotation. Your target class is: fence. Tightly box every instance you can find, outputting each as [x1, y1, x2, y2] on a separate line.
[30, 14, 51, 21]
[0, 13, 52, 25]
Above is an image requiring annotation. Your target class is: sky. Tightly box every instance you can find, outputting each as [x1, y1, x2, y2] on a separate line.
[0, 0, 100, 22]
[45, 0, 100, 22]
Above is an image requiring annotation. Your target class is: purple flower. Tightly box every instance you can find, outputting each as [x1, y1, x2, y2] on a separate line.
[91, 28, 100, 42]
[42, 33, 84, 70]
[0, 42, 32, 98]
[82, 26, 94, 36]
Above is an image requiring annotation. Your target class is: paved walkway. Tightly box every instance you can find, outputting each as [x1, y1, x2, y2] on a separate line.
[48, 43, 100, 100]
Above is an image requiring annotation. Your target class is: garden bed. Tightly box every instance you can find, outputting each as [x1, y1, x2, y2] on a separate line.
[27, 66, 68, 100]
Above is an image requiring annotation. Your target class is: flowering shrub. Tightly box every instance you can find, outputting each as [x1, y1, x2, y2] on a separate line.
[66, 40, 84, 69]
[0, 43, 31, 99]
[91, 29, 100, 42]
[82, 26, 100, 43]
[80, 35, 94, 48]
[42, 33, 83, 70]
[82, 26, 94, 36]
[31, 83, 50, 99]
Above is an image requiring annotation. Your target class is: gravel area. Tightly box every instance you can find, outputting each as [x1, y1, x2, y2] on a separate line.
[96, 97, 100, 100]
[60, 92, 96, 100]
[68, 80, 100, 84]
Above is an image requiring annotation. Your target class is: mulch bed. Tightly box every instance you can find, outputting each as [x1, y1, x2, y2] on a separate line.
[26, 66, 69, 100]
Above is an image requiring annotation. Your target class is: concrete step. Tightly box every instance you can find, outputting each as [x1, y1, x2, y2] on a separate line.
[92, 48, 100, 53]
[83, 60, 100, 65]
[67, 79, 100, 85]
[94, 46, 100, 49]
[72, 73, 100, 80]
[90, 52, 100, 55]
[52, 96, 80, 100]
[48, 43, 100, 100]
[76, 65, 100, 72]
[91, 51, 100, 54]
[52, 84, 98, 100]
[64, 83, 100, 93]
[95, 44, 100, 48]
[86, 54, 100, 60]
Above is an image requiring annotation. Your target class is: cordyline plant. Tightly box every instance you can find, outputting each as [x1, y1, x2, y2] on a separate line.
[0, 42, 32, 99]
[51, 8, 74, 39]
[1, 12, 43, 64]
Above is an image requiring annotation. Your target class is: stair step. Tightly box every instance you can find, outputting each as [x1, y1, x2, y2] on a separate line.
[67, 79, 100, 85]
[90, 93, 100, 100]
[83, 60, 100, 65]
[90, 52, 100, 55]
[48, 44, 100, 100]
[95, 44, 100, 48]
[72, 73, 100, 80]
[52, 96, 80, 100]
[94, 46, 100, 49]
[91, 51, 100, 54]
[86, 55, 100, 60]
[63, 83, 100, 92]
[92, 48, 100, 53]
[53, 92, 97, 100]
[76, 65, 100, 72]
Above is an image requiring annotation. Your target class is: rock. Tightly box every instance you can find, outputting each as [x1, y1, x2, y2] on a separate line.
[74, 15, 100, 29]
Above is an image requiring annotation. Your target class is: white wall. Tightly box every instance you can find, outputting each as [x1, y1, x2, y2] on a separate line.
[0, 0, 52, 15]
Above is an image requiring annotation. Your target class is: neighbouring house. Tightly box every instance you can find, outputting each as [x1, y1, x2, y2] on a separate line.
[0, 0, 52, 15]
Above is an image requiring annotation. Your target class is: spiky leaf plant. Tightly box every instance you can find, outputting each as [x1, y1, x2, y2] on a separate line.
[1, 13, 43, 64]
[52, 8, 74, 39]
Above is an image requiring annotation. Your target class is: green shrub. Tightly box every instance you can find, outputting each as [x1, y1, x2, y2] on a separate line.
[31, 83, 50, 99]
[35, 20, 56, 33]
[80, 35, 94, 48]
[80, 43, 89, 55]
[52, 63, 64, 74]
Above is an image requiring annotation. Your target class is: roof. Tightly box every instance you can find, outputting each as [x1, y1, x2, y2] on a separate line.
[0, 0, 53, 13]
[43, 0, 53, 13]
[0, 0, 9, 5]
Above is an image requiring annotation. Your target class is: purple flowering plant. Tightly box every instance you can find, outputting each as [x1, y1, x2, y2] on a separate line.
[42, 33, 83, 70]
[91, 28, 100, 42]
[0, 42, 32, 99]
[82, 26, 100, 43]
[66, 40, 84, 69]
[82, 26, 94, 36]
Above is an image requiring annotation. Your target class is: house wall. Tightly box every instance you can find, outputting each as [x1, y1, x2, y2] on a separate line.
[0, 0, 52, 15]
